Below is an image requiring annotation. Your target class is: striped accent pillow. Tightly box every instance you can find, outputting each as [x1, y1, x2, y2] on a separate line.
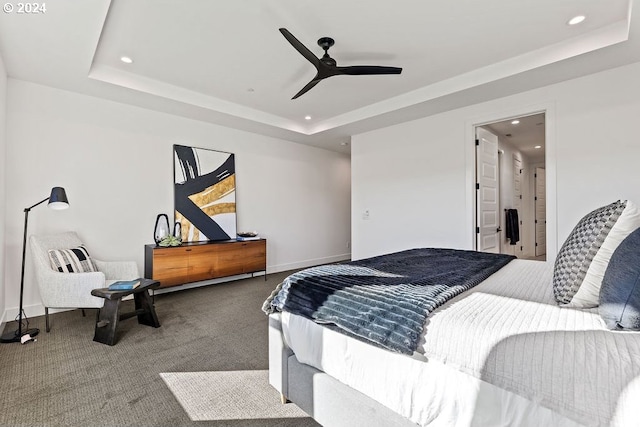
[48, 246, 98, 273]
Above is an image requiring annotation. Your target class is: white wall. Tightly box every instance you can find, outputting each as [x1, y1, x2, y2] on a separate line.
[0, 54, 7, 323]
[4, 80, 351, 319]
[352, 61, 640, 261]
[352, 112, 467, 259]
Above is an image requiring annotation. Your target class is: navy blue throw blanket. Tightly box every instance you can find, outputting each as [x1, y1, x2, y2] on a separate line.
[263, 248, 515, 354]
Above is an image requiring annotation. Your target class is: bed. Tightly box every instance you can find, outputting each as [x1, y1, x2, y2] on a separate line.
[264, 201, 640, 427]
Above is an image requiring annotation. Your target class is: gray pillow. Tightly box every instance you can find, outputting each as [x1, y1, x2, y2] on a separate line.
[599, 228, 640, 330]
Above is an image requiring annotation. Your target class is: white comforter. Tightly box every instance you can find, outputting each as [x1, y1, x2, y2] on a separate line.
[281, 260, 640, 426]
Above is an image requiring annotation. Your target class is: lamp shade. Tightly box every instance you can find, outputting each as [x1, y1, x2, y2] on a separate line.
[47, 187, 69, 210]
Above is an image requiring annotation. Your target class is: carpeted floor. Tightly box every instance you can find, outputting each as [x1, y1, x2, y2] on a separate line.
[0, 271, 320, 427]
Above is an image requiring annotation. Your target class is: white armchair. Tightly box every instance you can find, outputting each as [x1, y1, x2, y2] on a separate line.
[29, 231, 139, 332]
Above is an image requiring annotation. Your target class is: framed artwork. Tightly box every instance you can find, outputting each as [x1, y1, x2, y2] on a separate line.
[173, 144, 237, 242]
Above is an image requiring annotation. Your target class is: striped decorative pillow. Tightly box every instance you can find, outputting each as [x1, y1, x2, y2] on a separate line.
[553, 200, 640, 307]
[48, 246, 99, 273]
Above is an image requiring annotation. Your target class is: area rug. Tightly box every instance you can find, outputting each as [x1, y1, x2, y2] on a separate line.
[160, 370, 309, 421]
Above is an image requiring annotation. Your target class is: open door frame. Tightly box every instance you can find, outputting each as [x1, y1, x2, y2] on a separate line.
[465, 103, 557, 260]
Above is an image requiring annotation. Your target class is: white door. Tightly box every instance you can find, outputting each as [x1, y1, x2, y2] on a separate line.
[476, 128, 500, 253]
[512, 154, 524, 257]
[535, 167, 546, 257]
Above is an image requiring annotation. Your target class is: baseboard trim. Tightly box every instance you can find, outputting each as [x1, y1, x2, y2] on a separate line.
[268, 253, 351, 273]
[153, 273, 264, 294]
[3, 253, 353, 318]
[3, 304, 72, 321]
[155, 253, 352, 294]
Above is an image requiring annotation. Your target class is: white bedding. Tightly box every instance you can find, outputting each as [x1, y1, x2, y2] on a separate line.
[280, 259, 640, 426]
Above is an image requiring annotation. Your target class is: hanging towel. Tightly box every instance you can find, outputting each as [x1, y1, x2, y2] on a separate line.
[505, 209, 520, 245]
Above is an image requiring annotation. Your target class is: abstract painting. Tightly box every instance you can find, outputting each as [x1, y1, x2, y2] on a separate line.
[173, 145, 236, 242]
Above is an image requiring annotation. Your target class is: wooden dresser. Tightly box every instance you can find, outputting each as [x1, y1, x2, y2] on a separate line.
[144, 239, 266, 288]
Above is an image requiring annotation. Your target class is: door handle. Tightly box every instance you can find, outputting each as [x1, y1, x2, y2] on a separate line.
[496, 227, 502, 232]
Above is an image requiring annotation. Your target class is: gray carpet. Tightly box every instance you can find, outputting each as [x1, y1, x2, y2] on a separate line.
[0, 271, 320, 427]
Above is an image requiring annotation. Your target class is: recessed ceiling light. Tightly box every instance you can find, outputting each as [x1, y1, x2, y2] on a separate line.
[120, 56, 133, 64]
[340, 142, 349, 146]
[534, 145, 542, 149]
[568, 15, 585, 25]
[304, 115, 311, 120]
[511, 120, 520, 125]
[247, 88, 255, 93]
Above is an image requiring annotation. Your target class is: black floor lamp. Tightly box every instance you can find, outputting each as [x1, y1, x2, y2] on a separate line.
[1, 187, 69, 344]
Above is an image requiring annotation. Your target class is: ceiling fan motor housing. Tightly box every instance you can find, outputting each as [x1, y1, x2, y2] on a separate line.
[317, 37, 335, 50]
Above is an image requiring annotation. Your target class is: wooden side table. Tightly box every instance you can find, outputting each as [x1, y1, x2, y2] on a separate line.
[91, 278, 161, 346]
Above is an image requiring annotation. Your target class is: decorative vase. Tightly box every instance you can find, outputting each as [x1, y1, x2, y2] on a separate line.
[173, 221, 182, 242]
[154, 214, 170, 245]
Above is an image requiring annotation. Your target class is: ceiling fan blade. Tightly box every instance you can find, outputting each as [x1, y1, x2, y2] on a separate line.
[279, 28, 320, 68]
[337, 66, 403, 75]
[292, 78, 322, 100]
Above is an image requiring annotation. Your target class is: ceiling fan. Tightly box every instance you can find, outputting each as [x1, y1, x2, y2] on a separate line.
[279, 28, 403, 99]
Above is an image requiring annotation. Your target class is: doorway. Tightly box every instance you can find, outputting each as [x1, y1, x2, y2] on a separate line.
[475, 113, 546, 260]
